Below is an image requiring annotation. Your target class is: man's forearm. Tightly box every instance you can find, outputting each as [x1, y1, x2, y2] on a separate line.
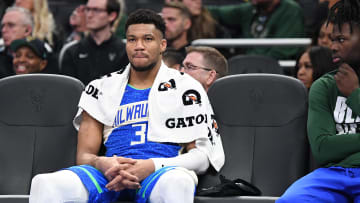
[151, 148, 209, 174]
[76, 152, 99, 168]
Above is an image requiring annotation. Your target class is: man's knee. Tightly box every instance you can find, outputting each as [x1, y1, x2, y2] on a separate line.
[149, 168, 196, 203]
[31, 173, 55, 191]
[30, 173, 59, 203]
[30, 171, 89, 203]
[163, 169, 197, 190]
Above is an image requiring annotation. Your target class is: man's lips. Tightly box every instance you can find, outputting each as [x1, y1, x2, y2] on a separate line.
[133, 54, 147, 58]
[332, 56, 341, 64]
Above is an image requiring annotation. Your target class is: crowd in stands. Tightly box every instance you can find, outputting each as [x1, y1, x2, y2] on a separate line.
[59, 0, 128, 85]
[2, 0, 360, 202]
[0, 0, 339, 85]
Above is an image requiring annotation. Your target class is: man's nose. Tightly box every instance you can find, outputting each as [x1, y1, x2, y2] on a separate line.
[135, 40, 145, 50]
[331, 42, 339, 53]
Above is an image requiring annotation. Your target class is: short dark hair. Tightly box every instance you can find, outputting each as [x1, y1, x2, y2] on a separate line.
[163, 2, 192, 19]
[186, 46, 228, 79]
[163, 47, 184, 67]
[125, 9, 166, 38]
[328, 0, 360, 32]
[106, 0, 120, 25]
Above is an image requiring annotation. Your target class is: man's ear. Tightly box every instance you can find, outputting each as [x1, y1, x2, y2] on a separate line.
[160, 38, 167, 54]
[25, 26, 32, 36]
[184, 18, 191, 30]
[38, 59, 48, 72]
[108, 12, 118, 24]
[206, 69, 217, 87]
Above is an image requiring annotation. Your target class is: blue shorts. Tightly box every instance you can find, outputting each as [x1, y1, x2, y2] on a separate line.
[66, 165, 181, 203]
[277, 166, 360, 203]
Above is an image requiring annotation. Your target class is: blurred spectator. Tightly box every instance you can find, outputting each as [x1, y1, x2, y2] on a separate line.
[15, 0, 64, 53]
[208, 0, 305, 60]
[181, 46, 228, 91]
[10, 37, 57, 74]
[312, 21, 333, 49]
[60, 0, 128, 85]
[296, 0, 319, 36]
[0, 6, 33, 78]
[311, 2, 332, 49]
[1, 6, 32, 48]
[0, 0, 14, 37]
[295, 46, 335, 89]
[161, 2, 192, 57]
[163, 47, 184, 70]
[66, 5, 87, 43]
[169, 0, 230, 40]
[113, 0, 127, 39]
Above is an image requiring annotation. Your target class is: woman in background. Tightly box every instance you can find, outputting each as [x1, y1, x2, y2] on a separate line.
[15, 0, 63, 52]
[295, 46, 335, 89]
[312, 20, 333, 49]
[310, 2, 332, 49]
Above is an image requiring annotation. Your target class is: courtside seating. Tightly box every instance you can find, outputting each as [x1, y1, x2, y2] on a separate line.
[0, 73, 308, 203]
[228, 55, 284, 75]
[0, 74, 83, 201]
[195, 74, 308, 203]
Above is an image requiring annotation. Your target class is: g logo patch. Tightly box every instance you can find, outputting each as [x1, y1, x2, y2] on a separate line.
[182, 89, 201, 106]
[158, 79, 176, 91]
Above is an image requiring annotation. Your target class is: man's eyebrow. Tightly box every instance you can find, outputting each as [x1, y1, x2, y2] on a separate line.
[127, 33, 154, 37]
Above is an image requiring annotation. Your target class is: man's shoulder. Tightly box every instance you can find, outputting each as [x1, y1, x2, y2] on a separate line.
[110, 35, 125, 44]
[90, 68, 127, 84]
[58, 40, 81, 65]
[311, 70, 337, 91]
[319, 70, 337, 82]
[106, 35, 126, 50]
[62, 40, 81, 55]
[208, 2, 252, 11]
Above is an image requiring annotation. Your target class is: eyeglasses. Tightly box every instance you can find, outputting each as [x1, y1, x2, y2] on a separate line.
[84, 7, 107, 14]
[182, 62, 214, 72]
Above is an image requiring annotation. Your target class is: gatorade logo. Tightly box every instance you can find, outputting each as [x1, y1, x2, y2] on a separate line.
[158, 79, 176, 91]
[182, 90, 201, 106]
[165, 114, 207, 128]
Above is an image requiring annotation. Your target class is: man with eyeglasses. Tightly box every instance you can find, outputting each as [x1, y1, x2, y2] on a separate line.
[182, 46, 228, 92]
[0, 6, 33, 78]
[60, 0, 128, 85]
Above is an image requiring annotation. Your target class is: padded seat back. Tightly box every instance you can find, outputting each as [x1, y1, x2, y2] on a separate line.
[199, 74, 308, 196]
[0, 74, 84, 194]
[228, 55, 284, 75]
